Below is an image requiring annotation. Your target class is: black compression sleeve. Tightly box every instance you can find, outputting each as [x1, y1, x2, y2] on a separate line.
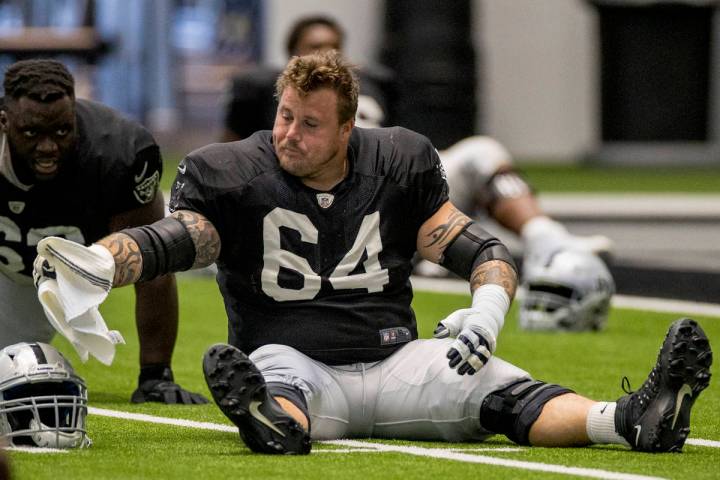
[440, 222, 517, 280]
[121, 217, 196, 282]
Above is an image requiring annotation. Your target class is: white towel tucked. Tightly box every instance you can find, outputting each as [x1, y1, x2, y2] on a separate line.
[35, 237, 124, 365]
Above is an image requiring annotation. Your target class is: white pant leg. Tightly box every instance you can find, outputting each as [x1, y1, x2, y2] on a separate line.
[0, 272, 54, 347]
[250, 339, 531, 443]
[372, 338, 530, 442]
[439, 136, 513, 215]
[250, 344, 353, 440]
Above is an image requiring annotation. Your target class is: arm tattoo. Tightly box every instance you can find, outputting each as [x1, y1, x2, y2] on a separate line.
[470, 260, 517, 300]
[100, 233, 143, 286]
[171, 210, 221, 268]
[423, 206, 469, 249]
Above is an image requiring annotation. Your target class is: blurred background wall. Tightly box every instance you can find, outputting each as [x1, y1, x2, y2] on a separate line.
[0, 0, 717, 164]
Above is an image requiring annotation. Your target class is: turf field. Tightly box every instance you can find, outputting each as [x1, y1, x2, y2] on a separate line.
[7, 274, 719, 480]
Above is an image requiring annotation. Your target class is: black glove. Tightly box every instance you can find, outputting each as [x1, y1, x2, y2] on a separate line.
[131, 364, 208, 404]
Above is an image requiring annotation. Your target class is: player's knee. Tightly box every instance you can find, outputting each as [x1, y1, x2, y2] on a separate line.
[477, 168, 533, 211]
[480, 379, 573, 445]
[449, 136, 513, 175]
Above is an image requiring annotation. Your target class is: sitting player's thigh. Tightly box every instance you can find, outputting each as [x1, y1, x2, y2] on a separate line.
[249, 343, 351, 440]
[0, 274, 55, 347]
[373, 338, 530, 442]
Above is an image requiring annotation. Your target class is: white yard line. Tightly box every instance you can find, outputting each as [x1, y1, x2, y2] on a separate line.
[686, 438, 720, 448]
[87, 407, 714, 479]
[3, 446, 67, 454]
[328, 439, 665, 480]
[410, 276, 720, 318]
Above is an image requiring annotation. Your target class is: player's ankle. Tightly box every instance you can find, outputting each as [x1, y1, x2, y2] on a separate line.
[275, 396, 310, 431]
[586, 402, 629, 446]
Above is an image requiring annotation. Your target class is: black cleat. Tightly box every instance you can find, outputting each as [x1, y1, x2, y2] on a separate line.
[202, 344, 311, 454]
[615, 318, 712, 452]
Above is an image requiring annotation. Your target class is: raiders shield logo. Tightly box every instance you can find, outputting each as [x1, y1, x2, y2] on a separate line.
[133, 171, 161, 204]
[8, 201, 25, 214]
[316, 193, 334, 209]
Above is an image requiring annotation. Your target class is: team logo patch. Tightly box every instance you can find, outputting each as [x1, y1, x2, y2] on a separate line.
[8, 201, 25, 214]
[379, 327, 412, 346]
[316, 193, 335, 209]
[133, 171, 160, 204]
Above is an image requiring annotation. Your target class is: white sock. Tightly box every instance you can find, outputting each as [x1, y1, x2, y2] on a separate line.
[586, 402, 630, 446]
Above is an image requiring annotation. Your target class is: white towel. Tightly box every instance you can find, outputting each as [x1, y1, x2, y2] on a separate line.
[35, 237, 124, 365]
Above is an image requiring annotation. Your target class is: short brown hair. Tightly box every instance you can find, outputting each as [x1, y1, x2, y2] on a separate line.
[275, 50, 358, 125]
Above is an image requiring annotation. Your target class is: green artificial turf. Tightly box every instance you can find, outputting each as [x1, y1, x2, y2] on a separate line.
[8, 275, 719, 479]
[518, 164, 720, 193]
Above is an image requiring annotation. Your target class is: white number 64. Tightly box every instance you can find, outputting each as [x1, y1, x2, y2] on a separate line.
[261, 208, 389, 301]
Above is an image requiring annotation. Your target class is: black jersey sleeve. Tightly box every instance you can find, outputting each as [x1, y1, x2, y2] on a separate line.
[169, 152, 213, 221]
[74, 99, 162, 216]
[114, 144, 162, 212]
[169, 135, 271, 231]
[386, 127, 449, 225]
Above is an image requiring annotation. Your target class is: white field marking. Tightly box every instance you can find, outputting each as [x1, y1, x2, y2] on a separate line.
[327, 439, 665, 480]
[313, 446, 524, 454]
[3, 446, 68, 454]
[687, 438, 720, 448]
[410, 276, 720, 318]
[88, 407, 236, 433]
[89, 407, 685, 480]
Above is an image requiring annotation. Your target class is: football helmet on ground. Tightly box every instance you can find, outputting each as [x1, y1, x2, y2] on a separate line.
[0, 342, 90, 448]
[519, 249, 614, 331]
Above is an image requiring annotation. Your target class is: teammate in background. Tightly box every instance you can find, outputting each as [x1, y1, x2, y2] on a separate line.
[221, 15, 393, 143]
[36, 51, 711, 455]
[221, 15, 612, 282]
[0, 59, 207, 405]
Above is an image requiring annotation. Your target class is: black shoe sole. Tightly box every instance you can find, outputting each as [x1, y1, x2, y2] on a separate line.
[636, 318, 712, 452]
[202, 344, 311, 454]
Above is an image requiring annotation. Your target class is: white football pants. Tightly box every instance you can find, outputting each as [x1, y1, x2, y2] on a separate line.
[251, 338, 530, 442]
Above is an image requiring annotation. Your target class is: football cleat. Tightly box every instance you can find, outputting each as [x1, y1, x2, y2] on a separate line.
[202, 344, 311, 454]
[615, 318, 712, 452]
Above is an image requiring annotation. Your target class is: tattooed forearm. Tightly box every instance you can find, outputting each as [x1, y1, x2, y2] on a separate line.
[171, 210, 221, 268]
[423, 206, 469, 249]
[98, 233, 143, 286]
[470, 260, 517, 300]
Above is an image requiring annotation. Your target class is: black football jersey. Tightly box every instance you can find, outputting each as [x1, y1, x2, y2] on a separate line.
[170, 127, 448, 364]
[0, 98, 161, 282]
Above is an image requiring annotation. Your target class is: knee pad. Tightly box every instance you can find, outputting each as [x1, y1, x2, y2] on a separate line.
[477, 169, 533, 211]
[480, 379, 573, 445]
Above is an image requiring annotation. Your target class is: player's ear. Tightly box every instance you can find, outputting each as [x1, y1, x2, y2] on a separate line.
[341, 117, 354, 137]
[0, 110, 7, 133]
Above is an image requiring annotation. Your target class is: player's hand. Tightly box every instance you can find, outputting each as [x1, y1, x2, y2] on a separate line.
[131, 368, 208, 404]
[432, 284, 510, 376]
[433, 308, 495, 376]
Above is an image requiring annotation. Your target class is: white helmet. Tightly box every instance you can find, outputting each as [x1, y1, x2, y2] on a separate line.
[0, 342, 91, 448]
[519, 250, 614, 331]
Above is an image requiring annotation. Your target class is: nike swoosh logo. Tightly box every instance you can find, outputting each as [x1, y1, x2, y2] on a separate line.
[671, 384, 693, 429]
[249, 401, 285, 437]
[134, 161, 148, 182]
[599, 403, 608, 415]
[177, 163, 187, 175]
[633, 425, 642, 446]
